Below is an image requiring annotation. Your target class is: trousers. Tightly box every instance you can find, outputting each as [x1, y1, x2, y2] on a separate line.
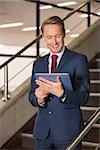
[35, 130, 81, 150]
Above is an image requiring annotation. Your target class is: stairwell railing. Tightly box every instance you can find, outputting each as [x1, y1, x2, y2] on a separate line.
[66, 107, 100, 150]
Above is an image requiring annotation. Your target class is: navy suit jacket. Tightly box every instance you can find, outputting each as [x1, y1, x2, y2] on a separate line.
[29, 47, 90, 141]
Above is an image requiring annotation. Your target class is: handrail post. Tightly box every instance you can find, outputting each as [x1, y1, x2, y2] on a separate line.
[4, 65, 8, 101]
[87, 1, 91, 27]
[36, 0, 40, 57]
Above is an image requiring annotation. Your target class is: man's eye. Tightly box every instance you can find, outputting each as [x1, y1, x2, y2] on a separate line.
[56, 34, 61, 38]
[47, 36, 52, 39]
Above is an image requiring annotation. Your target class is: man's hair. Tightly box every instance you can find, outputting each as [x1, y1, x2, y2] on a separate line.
[41, 16, 65, 36]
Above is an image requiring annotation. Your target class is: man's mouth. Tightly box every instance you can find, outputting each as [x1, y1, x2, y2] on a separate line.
[52, 45, 59, 49]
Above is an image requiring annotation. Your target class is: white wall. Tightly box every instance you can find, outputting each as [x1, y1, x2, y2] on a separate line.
[68, 19, 100, 61]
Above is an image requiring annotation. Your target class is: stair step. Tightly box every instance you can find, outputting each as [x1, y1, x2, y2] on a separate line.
[87, 96, 100, 107]
[90, 72, 99, 80]
[83, 128, 100, 143]
[89, 62, 100, 69]
[95, 53, 100, 59]
[96, 58, 100, 62]
[90, 80, 100, 84]
[18, 133, 35, 149]
[84, 122, 100, 128]
[21, 133, 33, 138]
[82, 111, 96, 121]
[1, 133, 35, 150]
[90, 84, 100, 93]
[82, 141, 100, 148]
[81, 106, 99, 121]
[89, 69, 100, 72]
[81, 106, 99, 111]
[90, 93, 100, 97]
[89, 57, 100, 68]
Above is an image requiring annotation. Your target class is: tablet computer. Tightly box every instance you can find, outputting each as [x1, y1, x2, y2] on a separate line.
[35, 73, 73, 91]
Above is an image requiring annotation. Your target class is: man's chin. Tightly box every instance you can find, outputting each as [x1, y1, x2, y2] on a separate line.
[49, 48, 61, 53]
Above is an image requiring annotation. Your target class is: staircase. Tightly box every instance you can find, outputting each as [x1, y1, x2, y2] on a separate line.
[1, 53, 100, 150]
[81, 52, 100, 150]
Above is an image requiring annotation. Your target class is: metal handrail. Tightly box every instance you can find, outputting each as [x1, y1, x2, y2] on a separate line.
[0, 51, 46, 91]
[0, 54, 36, 58]
[0, 0, 92, 100]
[27, 0, 99, 17]
[0, 35, 42, 70]
[86, 107, 100, 123]
[66, 107, 100, 150]
[95, 144, 100, 150]
[63, 0, 91, 21]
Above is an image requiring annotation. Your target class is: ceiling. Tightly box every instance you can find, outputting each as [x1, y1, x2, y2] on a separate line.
[0, 0, 100, 46]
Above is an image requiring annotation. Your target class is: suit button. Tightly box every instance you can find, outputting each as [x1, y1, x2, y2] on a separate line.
[50, 97, 52, 100]
[48, 110, 52, 114]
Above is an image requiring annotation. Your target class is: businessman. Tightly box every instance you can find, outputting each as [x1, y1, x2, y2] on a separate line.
[29, 16, 90, 150]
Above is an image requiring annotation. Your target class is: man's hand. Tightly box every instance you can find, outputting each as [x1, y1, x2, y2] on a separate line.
[35, 76, 64, 98]
[35, 87, 48, 104]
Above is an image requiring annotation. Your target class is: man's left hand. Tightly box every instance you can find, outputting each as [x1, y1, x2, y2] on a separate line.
[35, 76, 64, 98]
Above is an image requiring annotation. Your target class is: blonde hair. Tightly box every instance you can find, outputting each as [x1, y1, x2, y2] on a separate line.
[41, 16, 65, 36]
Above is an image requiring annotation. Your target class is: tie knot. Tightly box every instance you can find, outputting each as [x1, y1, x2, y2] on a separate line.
[51, 54, 58, 60]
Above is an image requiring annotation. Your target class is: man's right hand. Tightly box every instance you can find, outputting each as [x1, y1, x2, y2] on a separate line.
[35, 87, 48, 104]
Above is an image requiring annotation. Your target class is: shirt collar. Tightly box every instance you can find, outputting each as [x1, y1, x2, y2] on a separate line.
[50, 46, 65, 58]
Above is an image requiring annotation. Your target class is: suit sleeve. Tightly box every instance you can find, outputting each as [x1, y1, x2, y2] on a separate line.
[64, 55, 90, 106]
[29, 62, 40, 107]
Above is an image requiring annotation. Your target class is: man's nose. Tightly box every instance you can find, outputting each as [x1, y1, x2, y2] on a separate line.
[52, 37, 57, 44]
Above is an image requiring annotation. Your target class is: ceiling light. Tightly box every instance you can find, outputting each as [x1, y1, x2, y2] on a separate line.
[70, 34, 79, 38]
[57, 1, 77, 7]
[65, 29, 70, 33]
[0, 22, 23, 28]
[22, 26, 41, 31]
[40, 5, 52, 10]
[79, 14, 93, 18]
[0, 44, 4, 48]
[97, 12, 100, 16]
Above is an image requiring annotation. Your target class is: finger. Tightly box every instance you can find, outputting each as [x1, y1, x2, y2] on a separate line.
[35, 79, 44, 87]
[36, 79, 52, 88]
[39, 77, 54, 86]
[36, 81, 51, 93]
[56, 76, 61, 83]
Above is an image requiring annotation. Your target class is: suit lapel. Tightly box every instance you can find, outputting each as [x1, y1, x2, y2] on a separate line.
[56, 47, 71, 72]
[40, 54, 49, 73]
[40, 48, 72, 73]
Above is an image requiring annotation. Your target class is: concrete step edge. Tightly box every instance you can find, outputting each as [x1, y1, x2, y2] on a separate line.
[82, 141, 100, 148]
[81, 106, 99, 111]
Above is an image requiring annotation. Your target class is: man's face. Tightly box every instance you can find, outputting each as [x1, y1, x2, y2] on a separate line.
[43, 24, 65, 53]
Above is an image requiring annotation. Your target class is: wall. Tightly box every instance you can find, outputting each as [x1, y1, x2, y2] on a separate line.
[0, 78, 38, 147]
[68, 19, 100, 61]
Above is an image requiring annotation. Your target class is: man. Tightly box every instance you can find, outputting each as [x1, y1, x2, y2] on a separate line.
[29, 16, 90, 150]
